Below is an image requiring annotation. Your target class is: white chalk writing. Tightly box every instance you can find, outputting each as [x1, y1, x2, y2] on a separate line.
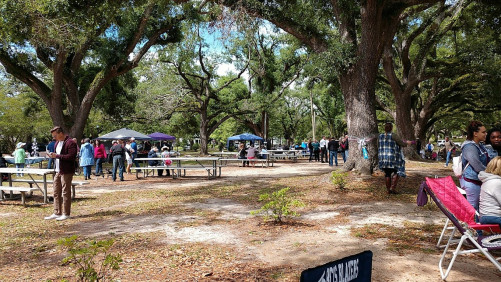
[318, 259, 359, 282]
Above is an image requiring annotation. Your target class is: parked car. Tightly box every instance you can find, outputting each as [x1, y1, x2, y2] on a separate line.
[437, 140, 446, 147]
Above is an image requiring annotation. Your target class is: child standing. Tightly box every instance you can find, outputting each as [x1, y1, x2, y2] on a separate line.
[14, 142, 26, 176]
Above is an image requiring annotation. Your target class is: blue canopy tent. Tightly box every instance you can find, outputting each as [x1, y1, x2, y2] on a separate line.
[226, 133, 264, 149]
[96, 128, 152, 140]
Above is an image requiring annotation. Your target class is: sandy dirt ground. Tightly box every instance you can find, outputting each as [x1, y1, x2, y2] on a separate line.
[1, 159, 501, 281]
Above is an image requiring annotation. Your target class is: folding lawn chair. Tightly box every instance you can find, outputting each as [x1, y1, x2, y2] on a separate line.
[435, 185, 469, 248]
[424, 176, 501, 280]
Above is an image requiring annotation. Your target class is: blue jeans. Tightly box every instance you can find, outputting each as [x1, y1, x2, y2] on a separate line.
[329, 151, 338, 166]
[16, 163, 25, 176]
[342, 151, 347, 162]
[95, 158, 104, 175]
[445, 151, 452, 166]
[47, 157, 54, 169]
[344, 150, 349, 161]
[112, 155, 124, 181]
[83, 165, 92, 179]
[480, 215, 501, 228]
[460, 177, 481, 212]
[132, 154, 140, 168]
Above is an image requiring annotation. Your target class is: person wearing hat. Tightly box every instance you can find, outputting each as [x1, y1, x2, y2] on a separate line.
[44, 126, 78, 221]
[14, 142, 26, 176]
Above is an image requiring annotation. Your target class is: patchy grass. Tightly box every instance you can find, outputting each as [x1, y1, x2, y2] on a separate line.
[351, 221, 443, 255]
[0, 160, 457, 280]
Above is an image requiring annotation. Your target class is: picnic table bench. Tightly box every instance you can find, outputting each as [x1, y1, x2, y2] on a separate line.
[6, 179, 89, 200]
[132, 157, 222, 180]
[130, 165, 220, 180]
[268, 150, 299, 162]
[0, 186, 38, 206]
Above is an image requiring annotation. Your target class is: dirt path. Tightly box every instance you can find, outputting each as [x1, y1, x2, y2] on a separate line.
[1, 160, 500, 281]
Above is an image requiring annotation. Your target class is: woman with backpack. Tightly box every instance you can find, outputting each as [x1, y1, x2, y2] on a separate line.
[460, 121, 489, 211]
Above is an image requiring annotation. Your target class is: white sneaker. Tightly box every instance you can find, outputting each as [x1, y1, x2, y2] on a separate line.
[56, 215, 70, 221]
[44, 214, 60, 220]
[444, 164, 448, 167]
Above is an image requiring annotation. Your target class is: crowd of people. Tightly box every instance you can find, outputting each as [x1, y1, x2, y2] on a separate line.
[43, 137, 174, 182]
[233, 135, 350, 168]
[377, 120, 501, 227]
[237, 143, 264, 167]
[7, 120, 501, 225]
[305, 136, 349, 166]
[458, 122, 501, 228]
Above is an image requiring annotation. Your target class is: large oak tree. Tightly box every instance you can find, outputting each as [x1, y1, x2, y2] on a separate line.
[0, 0, 190, 140]
[216, 0, 442, 174]
[378, 0, 501, 154]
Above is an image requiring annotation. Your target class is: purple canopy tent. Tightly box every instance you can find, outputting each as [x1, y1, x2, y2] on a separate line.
[148, 132, 176, 141]
[148, 132, 176, 150]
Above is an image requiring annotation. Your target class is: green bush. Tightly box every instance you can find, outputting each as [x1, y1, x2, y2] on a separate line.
[58, 235, 122, 282]
[331, 170, 348, 190]
[251, 187, 305, 223]
[191, 143, 200, 151]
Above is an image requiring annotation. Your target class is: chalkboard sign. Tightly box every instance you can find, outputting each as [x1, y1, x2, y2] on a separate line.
[300, 250, 373, 282]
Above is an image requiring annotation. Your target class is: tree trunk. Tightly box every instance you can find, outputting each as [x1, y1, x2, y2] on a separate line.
[310, 88, 316, 140]
[341, 2, 395, 175]
[199, 110, 209, 155]
[394, 89, 420, 158]
[340, 68, 379, 175]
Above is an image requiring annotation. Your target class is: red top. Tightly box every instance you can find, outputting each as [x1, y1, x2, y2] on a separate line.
[94, 143, 107, 159]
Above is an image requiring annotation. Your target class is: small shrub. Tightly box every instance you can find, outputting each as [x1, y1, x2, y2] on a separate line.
[251, 187, 305, 223]
[58, 235, 122, 282]
[331, 170, 348, 190]
[191, 143, 200, 152]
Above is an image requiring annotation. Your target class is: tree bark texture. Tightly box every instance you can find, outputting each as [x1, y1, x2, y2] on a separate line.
[199, 111, 210, 155]
[340, 2, 404, 174]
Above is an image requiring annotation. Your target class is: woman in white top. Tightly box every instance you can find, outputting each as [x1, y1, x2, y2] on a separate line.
[125, 141, 134, 174]
[246, 144, 258, 167]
